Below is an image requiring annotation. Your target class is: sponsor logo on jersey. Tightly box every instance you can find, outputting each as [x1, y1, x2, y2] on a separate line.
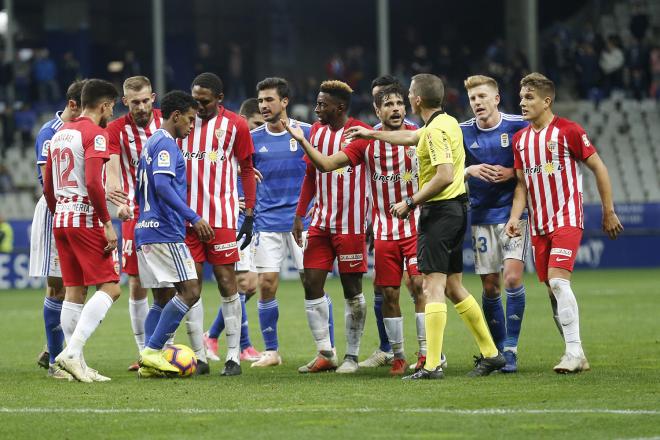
[94, 135, 107, 151]
[581, 134, 591, 147]
[213, 241, 237, 252]
[500, 133, 510, 148]
[135, 219, 161, 228]
[524, 162, 564, 175]
[371, 170, 417, 183]
[550, 247, 573, 257]
[335, 166, 353, 176]
[157, 150, 170, 167]
[408, 257, 418, 265]
[259, 145, 269, 153]
[468, 141, 480, 149]
[547, 140, 558, 153]
[339, 253, 363, 262]
[56, 201, 92, 213]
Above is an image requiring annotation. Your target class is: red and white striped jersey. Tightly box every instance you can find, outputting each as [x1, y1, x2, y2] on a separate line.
[107, 109, 162, 215]
[513, 116, 596, 236]
[49, 117, 110, 228]
[308, 118, 370, 234]
[343, 124, 419, 240]
[180, 106, 254, 229]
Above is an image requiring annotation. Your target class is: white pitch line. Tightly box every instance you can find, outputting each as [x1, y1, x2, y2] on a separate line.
[0, 407, 658, 416]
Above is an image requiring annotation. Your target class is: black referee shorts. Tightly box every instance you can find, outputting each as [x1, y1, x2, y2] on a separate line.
[416, 195, 468, 275]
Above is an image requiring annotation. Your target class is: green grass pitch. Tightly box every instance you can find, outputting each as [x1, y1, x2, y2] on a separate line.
[0, 269, 658, 439]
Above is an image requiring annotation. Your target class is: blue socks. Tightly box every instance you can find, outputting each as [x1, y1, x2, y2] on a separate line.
[504, 285, 526, 350]
[208, 305, 225, 339]
[374, 293, 391, 353]
[325, 293, 335, 349]
[147, 297, 190, 350]
[43, 297, 64, 364]
[258, 299, 279, 351]
[239, 293, 252, 350]
[482, 293, 506, 352]
[144, 303, 164, 344]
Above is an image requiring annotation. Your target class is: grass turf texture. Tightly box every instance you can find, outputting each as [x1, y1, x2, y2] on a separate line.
[0, 268, 658, 439]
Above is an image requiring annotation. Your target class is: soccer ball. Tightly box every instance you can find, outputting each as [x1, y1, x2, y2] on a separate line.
[163, 344, 197, 377]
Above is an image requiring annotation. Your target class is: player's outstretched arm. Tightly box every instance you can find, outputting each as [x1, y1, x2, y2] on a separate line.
[505, 169, 527, 238]
[345, 125, 420, 146]
[281, 119, 350, 172]
[584, 153, 623, 239]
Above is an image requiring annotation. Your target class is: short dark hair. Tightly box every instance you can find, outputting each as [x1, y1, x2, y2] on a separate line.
[160, 90, 198, 120]
[81, 79, 119, 109]
[319, 80, 353, 107]
[66, 79, 86, 107]
[256, 77, 290, 99]
[371, 75, 400, 90]
[374, 83, 406, 108]
[239, 97, 260, 118]
[410, 73, 444, 109]
[191, 72, 224, 96]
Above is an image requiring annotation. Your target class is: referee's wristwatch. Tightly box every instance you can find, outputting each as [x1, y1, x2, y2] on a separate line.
[405, 196, 416, 210]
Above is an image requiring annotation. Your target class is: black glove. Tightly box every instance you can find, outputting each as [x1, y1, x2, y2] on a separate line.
[237, 215, 254, 249]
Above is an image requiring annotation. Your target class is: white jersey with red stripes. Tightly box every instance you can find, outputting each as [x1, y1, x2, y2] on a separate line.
[512, 116, 596, 236]
[49, 117, 110, 228]
[308, 118, 370, 234]
[343, 124, 418, 240]
[180, 106, 254, 229]
[107, 109, 162, 215]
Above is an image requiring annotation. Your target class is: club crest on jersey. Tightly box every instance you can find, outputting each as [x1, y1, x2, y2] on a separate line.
[406, 147, 415, 158]
[94, 135, 107, 151]
[500, 133, 510, 148]
[547, 140, 558, 153]
[157, 150, 170, 167]
[340, 138, 349, 149]
[215, 128, 226, 141]
[290, 138, 298, 152]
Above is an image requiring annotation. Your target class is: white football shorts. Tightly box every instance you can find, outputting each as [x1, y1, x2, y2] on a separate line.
[137, 242, 197, 288]
[254, 231, 306, 273]
[29, 195, 61, 278]
[235, 235, 256, 272]
[472, 220, 529, 275]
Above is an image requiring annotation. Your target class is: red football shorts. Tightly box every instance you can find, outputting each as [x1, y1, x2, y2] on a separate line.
[303, 226, 367, 273]
[54, 227, 120, 287]
[531, 226, 583, 282]
[374, 235, 420, 286]
[185, 227, 240, 266]
[121, 218, 139, 276]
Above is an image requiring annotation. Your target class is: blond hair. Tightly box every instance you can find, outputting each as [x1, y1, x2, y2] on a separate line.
[464, 75, 499, 92]
[520, 72, 555, 102]
[319, 80, 353, 105]
[123, 76, 152, 94]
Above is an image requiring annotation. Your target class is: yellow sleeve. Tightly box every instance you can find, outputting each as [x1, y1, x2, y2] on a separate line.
[426, 126, 453, 167]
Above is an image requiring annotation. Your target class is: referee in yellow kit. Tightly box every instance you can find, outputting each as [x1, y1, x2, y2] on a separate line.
[345, 73, 504, 380]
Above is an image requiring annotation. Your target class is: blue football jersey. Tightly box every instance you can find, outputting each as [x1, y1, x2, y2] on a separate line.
[135, 129, 189, 246]
[35, 112, 64, 187]
[251, 120, 312, 232]
[460, 113, 528, 224]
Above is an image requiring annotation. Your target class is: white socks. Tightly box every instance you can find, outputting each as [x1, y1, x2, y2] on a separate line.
[344, 294, 366, 358]
[415, 312, 427, 355]
[61, 301, 83, 344]
[549, 278, 583, 357]
[383, 317, 404, 357]
[222, 294, 242, 363]
[186, 298, 206, 363]
[305, 297, 331, 353]
[128, 297, 148, 351]
[65, 291, 114, 359]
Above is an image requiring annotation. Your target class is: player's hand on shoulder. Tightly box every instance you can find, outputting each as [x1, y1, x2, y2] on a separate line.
[193, 218, 214, 243]
[504, 218, 522, 238]
[107, 188, 128, 206]
[281, 119, 305, 143]
[103, 221, 118, 253]
[602, 210, 623, 240]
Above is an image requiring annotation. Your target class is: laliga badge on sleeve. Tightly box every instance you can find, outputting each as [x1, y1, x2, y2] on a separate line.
[158, 150, 171, 167]
[94, 135, 107, 151]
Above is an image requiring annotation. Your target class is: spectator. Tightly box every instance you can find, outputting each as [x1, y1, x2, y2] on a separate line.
[1, 106, 16, 154]
[33, 49, 59, 106]
[575, 42, 601, 99]
[410, 44, 432, 75]
[630, 0, 650, 42]
[600, 35, 625, 95]
[648, 45, 660, 98]
[14, 103, 37, 152]
[0, 164, 13, 193]
[122, 50, 142, 78]
[59, 51, 81, 94]
[14, 49, 33, 103]
[193, 42, 220, 77]
[325, 53, 346, 80]
[224, 43, 246, 107]
[0, 215, 13, 253]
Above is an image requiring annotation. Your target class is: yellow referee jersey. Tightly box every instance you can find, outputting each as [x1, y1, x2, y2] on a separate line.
[415, 112, 466, 202]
